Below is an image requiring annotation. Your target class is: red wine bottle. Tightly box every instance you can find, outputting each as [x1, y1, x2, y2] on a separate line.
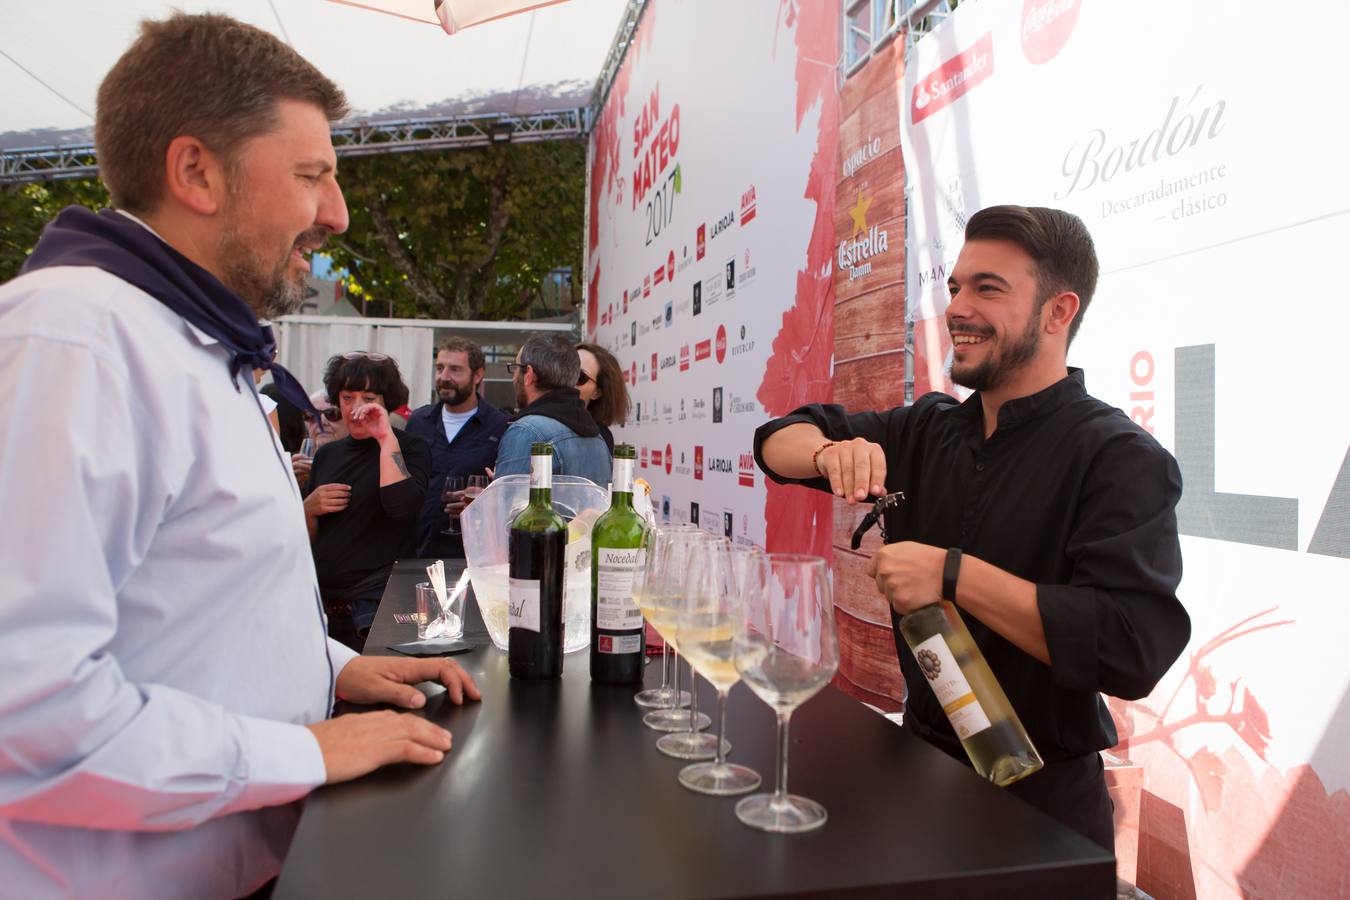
[508, 443, 567, 679]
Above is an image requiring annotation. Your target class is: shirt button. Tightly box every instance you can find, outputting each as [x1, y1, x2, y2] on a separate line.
[975, 463, 986, 472]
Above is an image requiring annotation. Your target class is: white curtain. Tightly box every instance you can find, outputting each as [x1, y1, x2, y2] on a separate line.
[274, 321, 437, 411]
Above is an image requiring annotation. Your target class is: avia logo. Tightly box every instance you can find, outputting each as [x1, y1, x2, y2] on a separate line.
[653, 261, 665, 286]
[664, 443, 673, 476]
[642, 275, 651, 298]
[912, 33, 994, 125]
[740, 184, 757, 225]
[694, 338, 711, 361]
[696, 223, 706, 260]
[640, 446, 649, 469]
[666, 249, 676, 283]
[694, 445, 704, 480]
[650, 351, 658, 381]
[715, 324, 728, 364]
[1021, 0, 1079, 65]
[711, 211, 735, 240]
[843, 136, 883, 178]
[738, 452, 755, 487]
[679, 344, 690, 371]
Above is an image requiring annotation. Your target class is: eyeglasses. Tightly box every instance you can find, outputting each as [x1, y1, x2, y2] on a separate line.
[505, 362, 528, 375]
[577, 370, 594, 387]
[341, 351, 389, 361]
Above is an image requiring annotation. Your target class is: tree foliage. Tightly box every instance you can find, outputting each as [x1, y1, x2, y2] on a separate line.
[0, 139, 585, 321]
[329, 139, 586, 320]
[0, 179, 110, 283]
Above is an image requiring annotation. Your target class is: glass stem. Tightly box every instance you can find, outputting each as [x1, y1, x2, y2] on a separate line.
[659, 641, 671, 691]
[670, 651, 682, 711]
[774, 710, 792, 804]
[714, 690, 729, 767]
[688, 669, 700, 732]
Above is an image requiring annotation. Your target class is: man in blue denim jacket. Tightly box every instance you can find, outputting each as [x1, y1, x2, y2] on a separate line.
[496, 333, 612, 487]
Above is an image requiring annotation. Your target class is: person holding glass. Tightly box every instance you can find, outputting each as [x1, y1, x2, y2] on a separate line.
[406, 337, 508, 559]
[306, 352, 431, 650]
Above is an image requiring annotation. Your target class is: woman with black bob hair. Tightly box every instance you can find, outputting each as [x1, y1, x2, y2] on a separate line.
[304, 351, 430, 650]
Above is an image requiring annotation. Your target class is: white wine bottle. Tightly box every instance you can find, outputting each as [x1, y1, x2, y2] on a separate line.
[898, 600, 1044, 787]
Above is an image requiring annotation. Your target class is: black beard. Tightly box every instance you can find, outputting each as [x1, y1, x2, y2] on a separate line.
[438, 381, 474, 407]
[950, 315, 1040, 392]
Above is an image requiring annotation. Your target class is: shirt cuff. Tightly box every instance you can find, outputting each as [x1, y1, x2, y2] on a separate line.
[236, 716, 328, 797]
[1036, 583, 1099, 693]
[327, 638, 361, 678]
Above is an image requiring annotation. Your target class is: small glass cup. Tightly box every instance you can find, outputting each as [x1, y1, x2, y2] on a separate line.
[415, 580, 465, 641]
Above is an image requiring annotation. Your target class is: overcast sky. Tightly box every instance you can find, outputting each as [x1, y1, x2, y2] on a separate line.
[0, 0, 628, 138]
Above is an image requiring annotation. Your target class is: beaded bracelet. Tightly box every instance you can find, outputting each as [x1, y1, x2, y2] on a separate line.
[811, 441, 837, 477]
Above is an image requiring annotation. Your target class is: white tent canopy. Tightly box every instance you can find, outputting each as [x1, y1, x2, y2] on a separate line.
[0, 0, 628, 147]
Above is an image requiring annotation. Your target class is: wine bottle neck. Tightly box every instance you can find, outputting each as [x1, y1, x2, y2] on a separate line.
[530, 453, 552, 491]
[529, 487, 552, 508]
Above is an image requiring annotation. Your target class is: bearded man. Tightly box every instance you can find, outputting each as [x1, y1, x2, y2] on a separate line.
[405, 337, 507, 559]
[0, 14, 479, 898]
[754, 205, 1189, 851]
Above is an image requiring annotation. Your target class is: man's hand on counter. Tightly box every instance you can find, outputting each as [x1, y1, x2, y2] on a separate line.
[306, 657, 483, 784]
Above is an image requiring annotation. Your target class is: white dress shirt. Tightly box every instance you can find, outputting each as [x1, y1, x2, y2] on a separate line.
[0, 263, 359, 898]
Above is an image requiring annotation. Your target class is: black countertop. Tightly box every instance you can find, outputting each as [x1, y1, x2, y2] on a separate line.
[275, 559, 1114, 899]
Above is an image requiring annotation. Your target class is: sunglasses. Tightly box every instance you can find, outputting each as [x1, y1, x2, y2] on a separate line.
[577, 370, 594, 387]
[341, 351, 389, 361]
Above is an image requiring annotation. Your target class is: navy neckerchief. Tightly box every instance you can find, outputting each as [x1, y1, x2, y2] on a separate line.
[22, 205, 317, 415]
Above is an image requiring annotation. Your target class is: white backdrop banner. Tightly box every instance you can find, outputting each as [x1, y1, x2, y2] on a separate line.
[585, 0, 834, 548]
[901, 0, 1350, 895]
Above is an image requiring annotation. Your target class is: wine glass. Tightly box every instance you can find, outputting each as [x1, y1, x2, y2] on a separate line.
[654, 536, 725, 759]
[733, 553, 839, 833]
[633, 525, 695, 711]
[673, 539, 762, 795]
[440, 475, 466, 535]
[463, 473, 489, 504]
[640, 528, 709, 733]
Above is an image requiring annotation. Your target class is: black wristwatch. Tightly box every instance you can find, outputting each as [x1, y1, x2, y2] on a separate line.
[942, 547, 962, 601]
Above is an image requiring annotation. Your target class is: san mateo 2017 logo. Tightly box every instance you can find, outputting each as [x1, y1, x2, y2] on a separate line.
[912, 33, 994, 125]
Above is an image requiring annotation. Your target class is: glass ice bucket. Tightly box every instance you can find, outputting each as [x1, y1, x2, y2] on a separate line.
[460, 474, 608, 654]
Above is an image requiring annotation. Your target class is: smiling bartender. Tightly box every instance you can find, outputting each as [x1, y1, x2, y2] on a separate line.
[755, 205, 1189, 849]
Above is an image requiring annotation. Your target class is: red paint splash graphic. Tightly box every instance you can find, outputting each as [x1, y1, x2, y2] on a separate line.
[758, 0, 839, 557]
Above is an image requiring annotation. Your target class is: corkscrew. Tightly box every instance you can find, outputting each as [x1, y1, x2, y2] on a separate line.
[849, 491, 905, 551]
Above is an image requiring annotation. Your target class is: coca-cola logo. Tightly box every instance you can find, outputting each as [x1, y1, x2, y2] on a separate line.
[715, 324, 727, 364]
[666, 249, 676, 283]
[665, 443, 673, 476]
[1021, 0, 1079, 65]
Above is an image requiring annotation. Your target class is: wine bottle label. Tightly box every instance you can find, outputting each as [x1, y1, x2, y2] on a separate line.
[530, 453, 552, 490]
[913, 633, 992, 740]
[595, 547, 643, 631]
[612, 456, 634, 494]
[508, 577, 541, 633]
[597, 634, 643, 655]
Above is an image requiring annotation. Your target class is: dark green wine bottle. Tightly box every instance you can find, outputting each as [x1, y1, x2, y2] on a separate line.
[508, 443, 567, 679]
[590, 444, 648, 684]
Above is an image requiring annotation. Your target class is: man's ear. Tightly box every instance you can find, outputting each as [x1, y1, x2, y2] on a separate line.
[1043, 290, 1080, 338]
[162, 135, 229, 216]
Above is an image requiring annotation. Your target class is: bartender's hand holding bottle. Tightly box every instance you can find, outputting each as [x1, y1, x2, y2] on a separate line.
[815, 437, 888, 504]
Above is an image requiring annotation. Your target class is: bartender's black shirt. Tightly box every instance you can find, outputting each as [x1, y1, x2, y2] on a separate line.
[753, 369, 1189, 765]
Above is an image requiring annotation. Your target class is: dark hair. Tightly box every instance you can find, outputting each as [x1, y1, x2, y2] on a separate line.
[964, 205, 1099, 344]
[576, 342, 630, 428]
[323, 353, 410, 410]
[518, 333, 580, 392]
[437, 337, 485, 373]
[94, 12, 349, 213]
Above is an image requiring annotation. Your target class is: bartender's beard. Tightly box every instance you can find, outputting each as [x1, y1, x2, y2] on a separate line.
[950, 313, 1041, 393]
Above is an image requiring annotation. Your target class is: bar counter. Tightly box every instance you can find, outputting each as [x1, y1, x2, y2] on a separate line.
[275, 559, 1114, 898]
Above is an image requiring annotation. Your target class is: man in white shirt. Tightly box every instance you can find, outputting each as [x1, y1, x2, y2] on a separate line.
[0, 13, 479, 898]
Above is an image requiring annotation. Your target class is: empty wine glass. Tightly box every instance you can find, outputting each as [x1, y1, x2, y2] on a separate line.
[673, 539, 762, 795]
[733, 553, 839, 833]
[655, 536, 726, 760]
[633, 525, 696, 711]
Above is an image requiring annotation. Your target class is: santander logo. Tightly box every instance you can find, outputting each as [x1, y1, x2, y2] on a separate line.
[1021, 0, 1079, 65]
[911, 34, 994, 125]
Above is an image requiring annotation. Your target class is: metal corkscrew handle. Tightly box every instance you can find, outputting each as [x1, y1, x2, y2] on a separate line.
[849, 491, 906, 550]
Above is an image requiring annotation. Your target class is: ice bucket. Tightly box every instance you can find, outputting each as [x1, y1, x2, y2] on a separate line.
[460, 474, 609, 653]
